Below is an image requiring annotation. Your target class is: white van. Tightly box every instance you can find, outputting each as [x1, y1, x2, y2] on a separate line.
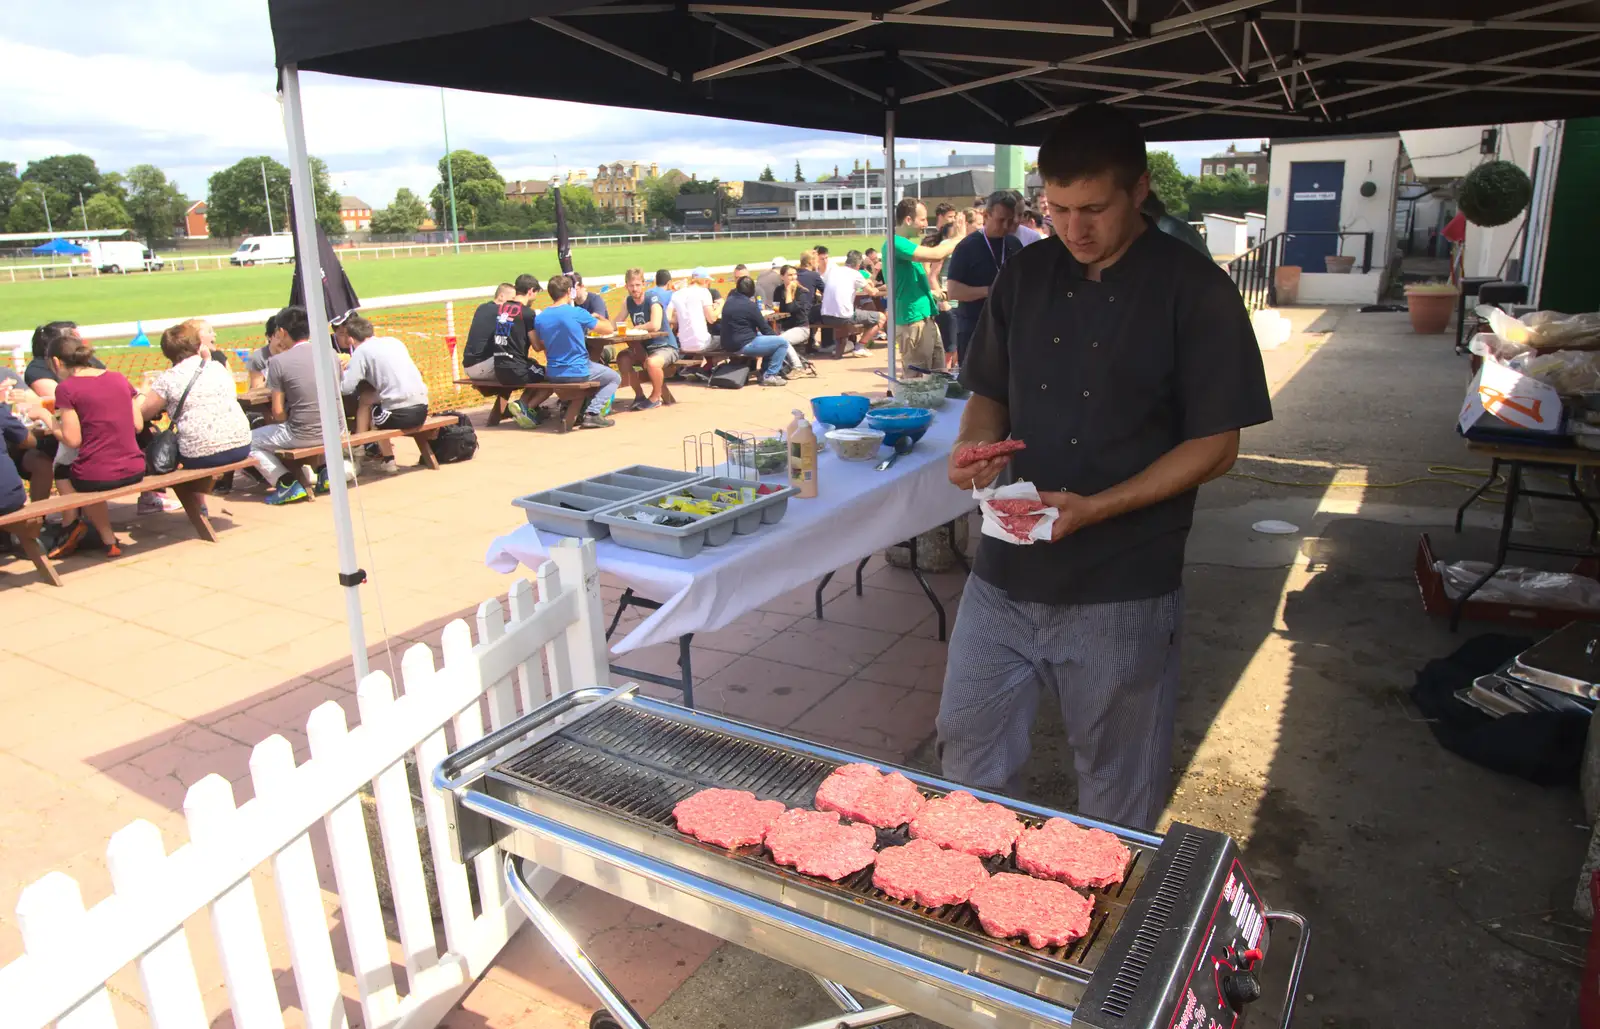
[230, 234, 295, 266]
[86, 240, 164, 273]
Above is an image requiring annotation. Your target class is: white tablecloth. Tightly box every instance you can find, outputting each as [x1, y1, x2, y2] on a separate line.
[485, 400, 977, 655]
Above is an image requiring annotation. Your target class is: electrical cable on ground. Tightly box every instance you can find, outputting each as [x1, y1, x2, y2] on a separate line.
[1226, 465, 1506, 492]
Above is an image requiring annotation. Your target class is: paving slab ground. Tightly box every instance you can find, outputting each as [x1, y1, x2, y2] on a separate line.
[1, 311, 1591, 1028]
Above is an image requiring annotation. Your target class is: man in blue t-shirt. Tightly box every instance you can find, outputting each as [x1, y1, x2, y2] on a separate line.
[947, 191, 1024, 366]
[570, 272, 610, 319]
[533, 274, 621, 429]
[645, 270, 678, 350]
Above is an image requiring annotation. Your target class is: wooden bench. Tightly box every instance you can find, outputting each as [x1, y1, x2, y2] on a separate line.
[619, 356, 677, 406]
[453, 379, 601, 432]
[0, 459, 254, 587]
[272, 415, 456, 477]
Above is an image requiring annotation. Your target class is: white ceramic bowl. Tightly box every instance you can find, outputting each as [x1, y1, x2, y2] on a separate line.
[825, 427, 886, 461]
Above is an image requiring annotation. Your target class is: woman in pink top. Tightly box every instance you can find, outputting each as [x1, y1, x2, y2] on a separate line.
[47, 335, 145, 559]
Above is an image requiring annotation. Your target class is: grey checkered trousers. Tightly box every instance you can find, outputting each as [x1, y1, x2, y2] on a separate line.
[935, 574, 1182, 830]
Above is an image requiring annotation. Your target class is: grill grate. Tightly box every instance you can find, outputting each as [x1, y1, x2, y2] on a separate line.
[497, 703, 1154, 979]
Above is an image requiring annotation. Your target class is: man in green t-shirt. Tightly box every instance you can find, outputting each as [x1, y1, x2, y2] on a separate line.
[891, 197, 962, 377]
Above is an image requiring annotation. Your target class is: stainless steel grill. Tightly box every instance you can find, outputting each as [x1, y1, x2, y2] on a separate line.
[437, 686, 1308, 1029]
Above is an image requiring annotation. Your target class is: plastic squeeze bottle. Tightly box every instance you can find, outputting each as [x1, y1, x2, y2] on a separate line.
[787, 409, 819, 498]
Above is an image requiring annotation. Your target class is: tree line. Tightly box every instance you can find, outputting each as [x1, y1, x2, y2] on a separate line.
[1146, 150, 1269, 220]
[0, 156, 188, 241]
[0, 152, 348, 241]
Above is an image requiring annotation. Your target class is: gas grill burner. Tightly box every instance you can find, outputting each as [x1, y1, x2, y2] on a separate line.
[436, 686, 1309, 1029]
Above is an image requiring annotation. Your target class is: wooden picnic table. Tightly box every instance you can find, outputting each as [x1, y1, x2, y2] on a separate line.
[237, 385, 271, 412]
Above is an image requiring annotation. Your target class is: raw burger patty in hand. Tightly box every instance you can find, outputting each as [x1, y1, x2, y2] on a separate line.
[815, 763, 926, 828]
[909, 790, 1024, 858]
[873, 838, 991, 907]
[1014, 818, 1131, 889]
[673, 788, 787, 849]
[969, 872, 1095, 949]
[989, 498, 1047, 515]
[765, 808, 879, 880]
[956, 439, 1027, 465]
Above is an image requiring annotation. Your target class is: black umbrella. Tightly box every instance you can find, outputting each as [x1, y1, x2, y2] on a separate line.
[552, 184, 574, 276]
[287, 196, 361, 324]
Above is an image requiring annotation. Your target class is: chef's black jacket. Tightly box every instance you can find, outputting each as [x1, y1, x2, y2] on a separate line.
[959, 219, 1272, 606]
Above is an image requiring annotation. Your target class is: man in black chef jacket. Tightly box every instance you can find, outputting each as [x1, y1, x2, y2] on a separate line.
[941, 103, 1272, 829]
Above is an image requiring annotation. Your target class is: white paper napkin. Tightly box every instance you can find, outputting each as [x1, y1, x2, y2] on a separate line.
[973, 480, 1057, 545]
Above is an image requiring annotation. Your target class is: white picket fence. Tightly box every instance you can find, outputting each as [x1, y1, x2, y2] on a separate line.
[0, 538, 611, 1029]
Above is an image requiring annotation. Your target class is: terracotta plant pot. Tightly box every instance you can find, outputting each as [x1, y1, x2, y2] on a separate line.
[1274, 265, 1302, 305]
[1406, 289, 1457, 334]
[1325, 255, 1356, 274]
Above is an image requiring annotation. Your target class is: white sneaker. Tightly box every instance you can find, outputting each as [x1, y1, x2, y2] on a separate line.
[137, 491, 183, 514]
[374, 458, 400, 475]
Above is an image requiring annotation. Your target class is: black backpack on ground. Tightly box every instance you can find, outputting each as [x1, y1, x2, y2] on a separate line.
[429, 411, 479, 464]
[708, 362, 752, 389]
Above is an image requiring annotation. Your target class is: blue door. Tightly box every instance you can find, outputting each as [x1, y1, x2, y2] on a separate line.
[1283, 161, 1344, 270]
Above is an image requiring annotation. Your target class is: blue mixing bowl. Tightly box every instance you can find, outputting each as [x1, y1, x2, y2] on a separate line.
[866, 406, 934, 446]
[811, 394, 870, 428]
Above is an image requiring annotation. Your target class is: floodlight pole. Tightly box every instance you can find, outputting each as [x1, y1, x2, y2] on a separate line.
[78, 192, 89, 233]
[441, 88, 461, 254]
[884, 107, 898, 385]
[261, 160, 275, 234]
[280, 63, 371, 684]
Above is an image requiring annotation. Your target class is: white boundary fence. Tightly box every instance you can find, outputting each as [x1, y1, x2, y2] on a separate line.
[668, 228, 878, 241]
[0, 538, 610, 1029]
[2, 234, 656, 281]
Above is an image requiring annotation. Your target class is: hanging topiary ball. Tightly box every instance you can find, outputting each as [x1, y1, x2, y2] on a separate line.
[1458, 160, 1533, 227]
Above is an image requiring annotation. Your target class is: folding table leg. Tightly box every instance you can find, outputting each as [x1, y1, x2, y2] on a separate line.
[946, 520, 970, 575]
[854, 556, 870, 595]
[906, 536, 946, 642]
[1455, 459, 1500, 534]
[606, 587, 636, 640]
[504, 856, 650, 1029]
[677, 633, 695, 709]
[1568, 467, 1599, 541]
[1452, 461, 1523, 631]
[815, 571, 836, 619]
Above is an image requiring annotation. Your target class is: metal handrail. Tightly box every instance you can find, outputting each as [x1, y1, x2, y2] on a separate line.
[1227, 229, 1376, 309]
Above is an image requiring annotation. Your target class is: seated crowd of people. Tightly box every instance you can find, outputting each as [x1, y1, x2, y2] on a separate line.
[0, 302, 434, 560]
[448, 200, 1050, 430]
[2, 199, 1054, 559]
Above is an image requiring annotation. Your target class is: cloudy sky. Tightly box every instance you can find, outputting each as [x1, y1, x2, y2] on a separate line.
[1, 1, 1243, 210]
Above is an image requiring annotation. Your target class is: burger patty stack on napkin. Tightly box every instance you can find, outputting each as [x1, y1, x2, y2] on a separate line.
[958, 439, 1054, 545]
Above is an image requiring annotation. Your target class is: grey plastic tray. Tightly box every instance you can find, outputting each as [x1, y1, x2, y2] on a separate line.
[595, 480, 800, 558]
[513, 465, 704, 538]
[683, 477, 799, 534]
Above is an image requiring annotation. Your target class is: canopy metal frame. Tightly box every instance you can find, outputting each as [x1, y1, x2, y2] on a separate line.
[267, 0, 1600, 684]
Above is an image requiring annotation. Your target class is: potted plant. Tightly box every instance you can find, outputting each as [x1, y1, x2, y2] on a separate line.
[1325, 253, 1356, 274]
[1274, 265, 1301, 304]
[1405, 281, 1458, 334]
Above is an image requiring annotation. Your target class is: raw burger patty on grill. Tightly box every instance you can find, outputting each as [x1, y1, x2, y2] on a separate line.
[873, 838, 990, 907]
[814, 763, 926, 828]
[1015, 817, 1131, 890]
[956, 439, 1027, 465]
[909, 790, 1024, 858]
[672, 788, 787, 849]
[765, 808, 878, 880]
[969, 872, 1095, 950]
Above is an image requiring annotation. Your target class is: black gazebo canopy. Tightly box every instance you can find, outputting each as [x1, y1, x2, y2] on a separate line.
[268, 0, 1600, 145]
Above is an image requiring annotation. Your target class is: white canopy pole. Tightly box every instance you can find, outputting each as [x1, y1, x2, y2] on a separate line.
[884, 109, 898, 384]
[279, 63, 370, 682]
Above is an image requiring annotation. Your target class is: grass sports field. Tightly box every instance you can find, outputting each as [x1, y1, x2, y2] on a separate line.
[0, 236, 882, 331]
